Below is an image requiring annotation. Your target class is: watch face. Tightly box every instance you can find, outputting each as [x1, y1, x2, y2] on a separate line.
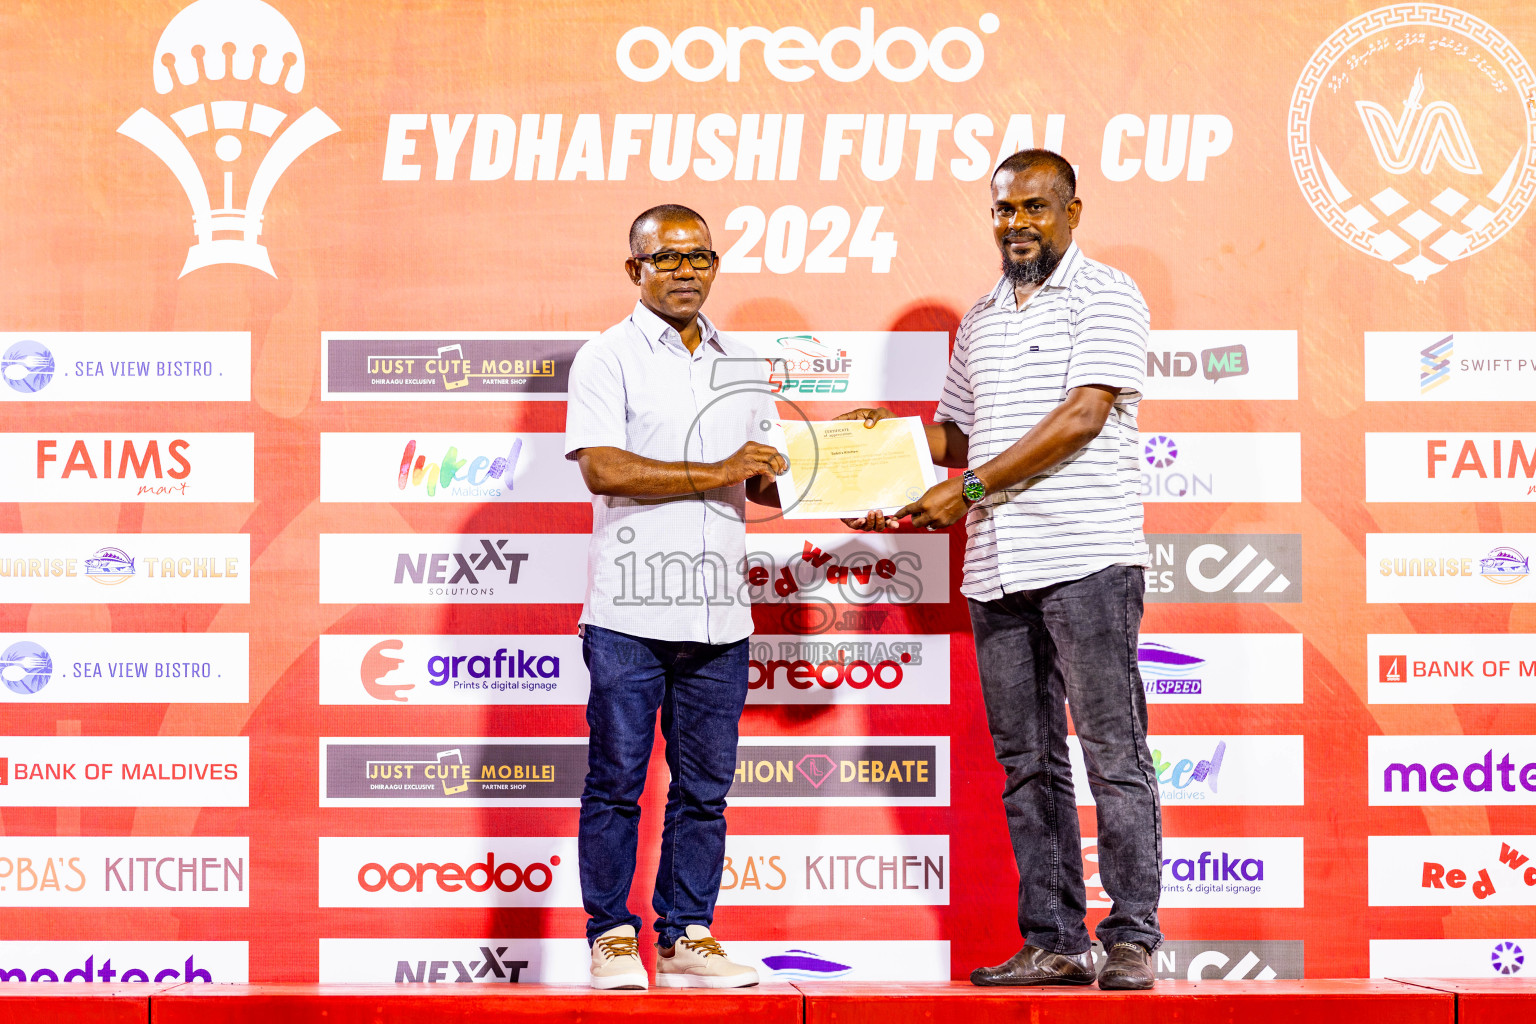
[963, 476, 986, 501]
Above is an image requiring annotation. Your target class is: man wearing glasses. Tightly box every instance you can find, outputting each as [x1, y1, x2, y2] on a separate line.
[564, 204, 784, 990]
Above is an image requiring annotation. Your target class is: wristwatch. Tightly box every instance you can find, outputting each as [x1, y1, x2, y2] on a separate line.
[962, 469, 987, 504]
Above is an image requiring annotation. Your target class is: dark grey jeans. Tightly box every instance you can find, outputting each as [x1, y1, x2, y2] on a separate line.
[967, 563, 1162, 954]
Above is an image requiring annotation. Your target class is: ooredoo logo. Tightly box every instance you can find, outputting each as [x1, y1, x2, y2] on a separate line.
[118, 0, 340, 277]
[1290, 5, 1536, 282]
[356, 853, 560, 895]
[318, 837, 581, 907]
[617, 9, 1000, 84]
[749, 651, 910, 691]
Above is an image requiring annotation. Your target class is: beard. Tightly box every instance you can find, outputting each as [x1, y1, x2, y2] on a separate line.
[1000, 233, 1064, 286]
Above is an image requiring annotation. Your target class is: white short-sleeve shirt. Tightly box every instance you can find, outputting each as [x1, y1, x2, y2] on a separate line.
[936, 243, 1151, 601]
[564, 302, 776, 644]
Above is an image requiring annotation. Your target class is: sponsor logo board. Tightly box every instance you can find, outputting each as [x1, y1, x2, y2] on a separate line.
[319, 534, 589, 605]
[1366, 333, 1536, 401]
[717, 835, 949, 906]
[1368, 534, 1536, 603]
[728, 737, 948, 806]
[1068, 735, 1304, 806]
[1368, 634, 1536, 704]
[318, 937, 950, 984]
[0, 333, 249, 402]
[1139, 433, 1301, 502]
[0, 633, 247, 703]
[319, 533, 946, 606]
[1091, 940, 1304, 982]
[0, 535, 248, 604]
[3, 434, 254, 502]
[1366, 433, 1536, 501]
[1371, 938, 1530, 977]
[1369, 835, 1536, 905]
[319, 938, 589, 984]
[732, 332, 948, 401]
[1369, 736, 1536, 805]
[319, 738, 586, 807]
[317, 837, 578, 908]
[0, 837, 247, 907]
[1144, 534, 1302, 603]
[318, 433, 587, 503]
[0, 736, 248, 807]
[746, 634, 948, 705]
[321, 334, 586, 400]
[319, 635, 585, 705]
[0, 941, 246, 983]
[1141, 331, 1298, 400]
[1291, 9, 1536, 283]
[1086, 837, 1303, 908]
[1137, 633, 1304, 704]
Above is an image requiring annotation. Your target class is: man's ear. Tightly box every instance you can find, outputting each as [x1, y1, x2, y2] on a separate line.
[1066, 196, 1083, 230]
[625, 257, 643, 285]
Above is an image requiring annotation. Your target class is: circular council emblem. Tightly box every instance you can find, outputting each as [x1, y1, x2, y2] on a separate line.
[1, 340, 55, 394]
[1289, 5, 1536, 282]
[0, 641, 53, 695]
[85, 547, 136, 585]
[1479, 546, 1529, 584]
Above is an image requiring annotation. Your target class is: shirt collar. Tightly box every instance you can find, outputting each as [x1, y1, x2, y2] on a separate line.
[988, 241, 1084, 311]
[630, 301, 722, 354]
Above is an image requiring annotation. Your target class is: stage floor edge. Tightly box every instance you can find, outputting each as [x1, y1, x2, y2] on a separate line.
[9, 977, 1536, 1023]
[1391, 977, 1536, 1024]
[793, 979, 1454, 1024]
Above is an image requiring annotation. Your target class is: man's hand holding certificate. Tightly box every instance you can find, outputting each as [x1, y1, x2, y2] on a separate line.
[777, 416, 940, 520]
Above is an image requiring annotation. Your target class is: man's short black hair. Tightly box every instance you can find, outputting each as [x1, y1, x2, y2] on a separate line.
[992, 149, 1076, 207]
[629, 204, 709, 255]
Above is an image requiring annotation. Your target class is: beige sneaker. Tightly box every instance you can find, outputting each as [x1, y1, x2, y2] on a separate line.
[655, 925, 760, 989]
[590, 925, 647, 990]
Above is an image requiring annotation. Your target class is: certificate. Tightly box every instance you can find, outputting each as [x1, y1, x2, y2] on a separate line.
[777, 417, 941, 520]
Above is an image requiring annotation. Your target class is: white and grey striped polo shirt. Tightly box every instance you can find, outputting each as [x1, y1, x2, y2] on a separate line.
[936, 242, 1150, 601]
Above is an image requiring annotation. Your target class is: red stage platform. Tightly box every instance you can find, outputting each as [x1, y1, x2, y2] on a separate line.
[1395, 978, 1536, 1024]
[1, 978, 1533, 1023]
[147, 981, 806, 1024]
[796, 980, 1453, 1024]
[0, 982, 170, 1024]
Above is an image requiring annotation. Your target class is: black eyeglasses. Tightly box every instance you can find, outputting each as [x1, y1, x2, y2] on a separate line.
[635, 250, 718, 271]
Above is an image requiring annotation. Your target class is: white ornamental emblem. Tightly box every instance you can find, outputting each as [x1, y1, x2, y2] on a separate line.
[1289, 5, 1536, 282]
[118, 0, 339, 278]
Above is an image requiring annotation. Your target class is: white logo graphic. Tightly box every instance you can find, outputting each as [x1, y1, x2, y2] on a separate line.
[118, 0, 339, 277]
[1188, 544, 1292, 595]
[1290, 5, 1536, 282]
[1358, 70, 1483, 176]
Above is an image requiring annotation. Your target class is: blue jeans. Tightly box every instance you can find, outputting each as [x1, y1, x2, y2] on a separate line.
[578, 624, 749, 949]
[967, 564, 1163, 954]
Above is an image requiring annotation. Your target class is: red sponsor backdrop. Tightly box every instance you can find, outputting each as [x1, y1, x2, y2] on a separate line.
[1, 0, 1535, 980]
